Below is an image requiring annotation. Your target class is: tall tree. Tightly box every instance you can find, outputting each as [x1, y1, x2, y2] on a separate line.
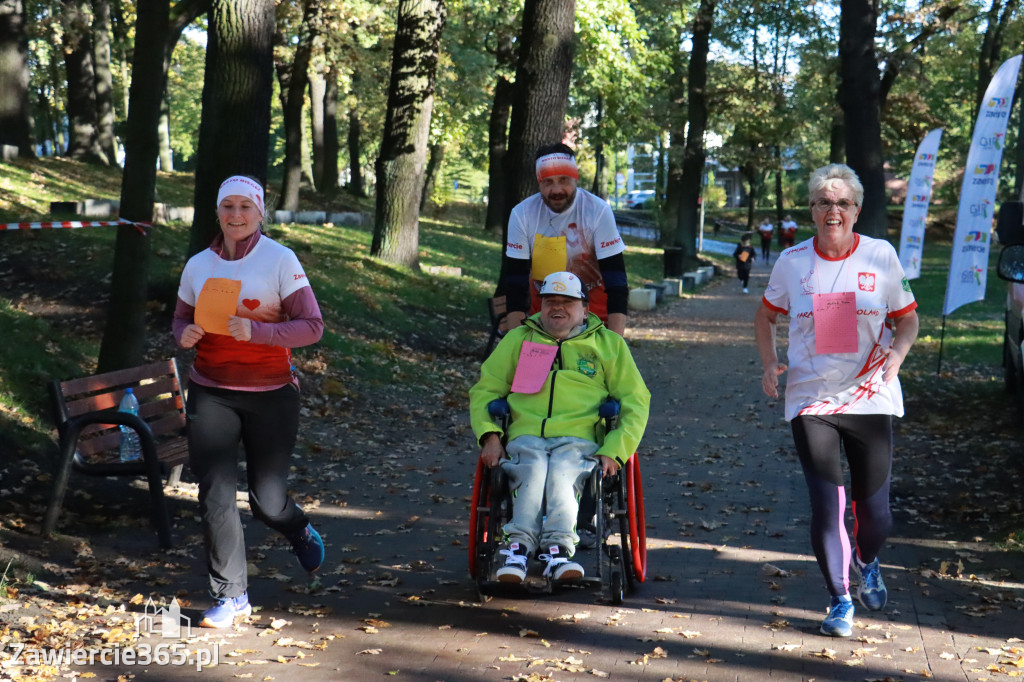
[277, 0, 323, 211]
[371, 0, 447, 267]
[672, 0, 715, 268]
[160, 0, 212, 170]
[62, 0, 103, 162]
[346, 100, 365, 195]
[838, 0, 887, 238]
[319, 62, 340, 195]
[188, 0, 276, 256]
[92, 0, 118, 165]
[977, 0, 1019, 114]
[482, 16, 517, 234]
[96, 0, 171, 372]
[309, 69, 326, 192]
[503, 0, 576, 219]
[0, 0, 34, 157]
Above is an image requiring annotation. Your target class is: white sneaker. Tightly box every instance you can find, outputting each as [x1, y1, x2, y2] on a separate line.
[496, 542, 529, 583]
[743, 288, 749, 294]
[539, 545, 583, 581]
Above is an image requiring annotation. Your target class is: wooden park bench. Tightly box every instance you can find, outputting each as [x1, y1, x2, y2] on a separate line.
[43, 359, 189, 548]
[483, 295, 507, 357]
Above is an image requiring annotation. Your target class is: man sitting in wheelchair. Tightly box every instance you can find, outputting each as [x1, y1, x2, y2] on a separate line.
[469, 271, 650, 584]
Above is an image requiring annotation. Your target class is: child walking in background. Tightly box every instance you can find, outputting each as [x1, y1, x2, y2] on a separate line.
[733, 234, 756, 294]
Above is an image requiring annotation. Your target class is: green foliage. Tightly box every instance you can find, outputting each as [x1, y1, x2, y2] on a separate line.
[166, 33, 207, 168]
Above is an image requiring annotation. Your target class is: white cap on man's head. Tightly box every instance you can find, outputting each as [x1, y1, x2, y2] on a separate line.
[539, 271, 586, 300]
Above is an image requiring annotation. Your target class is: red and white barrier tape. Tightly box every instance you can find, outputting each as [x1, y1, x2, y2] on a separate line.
[1, 219, 151, 234]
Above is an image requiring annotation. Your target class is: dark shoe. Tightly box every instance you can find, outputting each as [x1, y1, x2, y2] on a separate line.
[539, 545, 584, 581]
[577, 524, 598, 550]
[288, 523, 325, 573]
[496, 542, 529, 583]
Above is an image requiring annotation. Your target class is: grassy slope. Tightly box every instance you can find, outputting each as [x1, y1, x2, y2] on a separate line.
[0, 158, 1012, 456]
[0, 159, 667, 457]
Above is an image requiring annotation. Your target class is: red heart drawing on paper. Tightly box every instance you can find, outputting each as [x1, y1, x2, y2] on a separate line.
[242, 299, 260, 310]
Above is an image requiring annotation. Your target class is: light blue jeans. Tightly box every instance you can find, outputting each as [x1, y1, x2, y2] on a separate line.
[501, 435, 599, 556]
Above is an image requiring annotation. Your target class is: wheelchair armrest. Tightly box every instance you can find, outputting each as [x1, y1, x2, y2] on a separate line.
[487, 398, 511, 419]
[598, 399, 620, 419]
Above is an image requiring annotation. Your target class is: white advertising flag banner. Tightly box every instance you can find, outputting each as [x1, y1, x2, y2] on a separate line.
[898, 128, 942, 280]
[943, 54, 1022, 315]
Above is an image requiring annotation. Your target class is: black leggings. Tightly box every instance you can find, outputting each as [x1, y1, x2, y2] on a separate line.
[791, 414, 893, 597]
[187, 383, 308, 599]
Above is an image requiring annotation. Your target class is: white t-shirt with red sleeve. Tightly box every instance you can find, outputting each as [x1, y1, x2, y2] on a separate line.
[762, 234, 918, 421]
[178, 234, 311, 387]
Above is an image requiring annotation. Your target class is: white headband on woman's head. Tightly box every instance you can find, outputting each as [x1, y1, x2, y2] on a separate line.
[217, 176, 265, 215]
[535, 153, 579, 181]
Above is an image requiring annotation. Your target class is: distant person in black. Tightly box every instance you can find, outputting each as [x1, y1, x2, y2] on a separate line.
[733, 234, 756, 294]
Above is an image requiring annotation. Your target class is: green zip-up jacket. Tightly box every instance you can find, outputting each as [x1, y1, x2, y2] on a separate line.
[469, 312, 650, 466]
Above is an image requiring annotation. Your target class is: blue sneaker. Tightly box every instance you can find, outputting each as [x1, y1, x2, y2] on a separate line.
[288, 523, 325, 573]
[852, 555, 888, 611]
[200, 593, 252, 628]
[820, 595, 854, 637]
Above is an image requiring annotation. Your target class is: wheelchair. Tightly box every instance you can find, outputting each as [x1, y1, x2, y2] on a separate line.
[468, 398, 647, 604]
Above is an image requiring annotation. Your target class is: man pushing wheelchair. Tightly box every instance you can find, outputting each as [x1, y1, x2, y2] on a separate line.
[469, 271, 650, 584]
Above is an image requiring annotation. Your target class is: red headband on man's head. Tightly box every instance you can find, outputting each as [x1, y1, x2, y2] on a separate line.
[536, 153, 579, 181]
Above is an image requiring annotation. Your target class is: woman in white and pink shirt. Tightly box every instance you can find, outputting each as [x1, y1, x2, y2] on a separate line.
[754, 164, 919, 638]
[173, 175, 325, 629]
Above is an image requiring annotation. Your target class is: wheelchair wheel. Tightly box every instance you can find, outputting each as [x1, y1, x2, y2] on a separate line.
[468, 458, 489, 579]
[625, 454, 647, 584]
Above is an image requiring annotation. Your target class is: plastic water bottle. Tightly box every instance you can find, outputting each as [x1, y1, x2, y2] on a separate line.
[118, 388, 142, 463]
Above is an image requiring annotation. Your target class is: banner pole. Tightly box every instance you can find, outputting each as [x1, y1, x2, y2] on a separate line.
[937, 315, 947, 374]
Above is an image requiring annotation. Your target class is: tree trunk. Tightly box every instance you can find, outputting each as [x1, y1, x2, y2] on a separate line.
[63, 0, 103, 163]
[347, 106, 364, 196]
[96, 0, 170, 372]
[976, 0, 1019, 115]
[483, 46, 514, 234]
[158, 96, 173, 170]
[838, 0, 887, 238]
[775, 146, 784, 243]
[829, 111, 845, 163]
[496, 0, 575, 290]
[92, 0, 118, 165]
[590, 95, 605, 198]
[503, 0, 576, 220]
[309, 70, 326, 193]
[674, 0, 715, 268]
[320, 63, 340, 196]
[188, 0, 275, 257]
[0, 0, 34, 157]
[155, 0, 210, 172]
[277, 0, 322, 211]
[744, 165, 759, 229]
[662, 43, 687, 247]
[371, 0, 447, 267]
[420, 143, 444, 210]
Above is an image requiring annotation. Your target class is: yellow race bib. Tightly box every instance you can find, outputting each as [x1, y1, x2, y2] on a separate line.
[531, 234, 567, 282]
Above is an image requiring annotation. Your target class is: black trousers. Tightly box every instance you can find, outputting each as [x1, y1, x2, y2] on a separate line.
[187, 383, 309, 599]
[791, 413, 893, 597]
